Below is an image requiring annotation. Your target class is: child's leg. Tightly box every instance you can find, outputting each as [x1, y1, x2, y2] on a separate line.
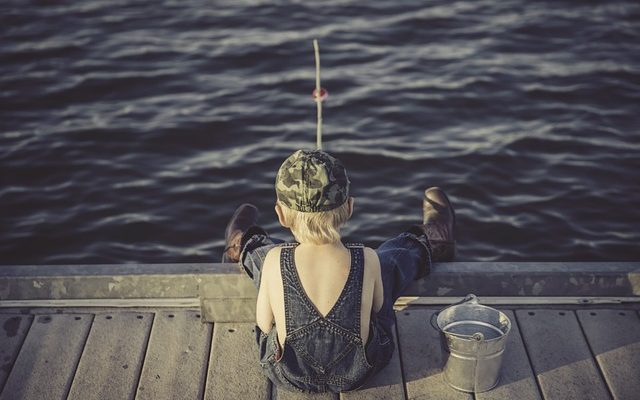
[375, 228, 432, 335]
[222, 203, 284, 289]
[239, 226, 284, 289]
[374, 186, 456, 335]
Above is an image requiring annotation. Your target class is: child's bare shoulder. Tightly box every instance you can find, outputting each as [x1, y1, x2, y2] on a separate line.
[362, 247, 381, 272]
[363, 246, 379, 261]
[261, 245, 283, 280]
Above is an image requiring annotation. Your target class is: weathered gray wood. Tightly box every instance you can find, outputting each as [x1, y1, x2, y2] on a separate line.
[135, 311, 212, 400]
[1, 298, 200, 308]
[3, 262, 639, 301]
[201, 297, 256, 323]
[0, 314, 32, 393]
[404, 262, 640, 296]
[204, 323, 269, 400]
[67, 312, 153, 400]
[577, 309, 640, 400]
[396, 296, 640, 306]
[0, 313, 92, 400]
[0, 263, 240, 301]
[396, 309, 471, 400]
[341, 327, 405, 400]
[276, 388, 337, 399]
[476, 310, 541, 400]
[516, 309, 611, 400]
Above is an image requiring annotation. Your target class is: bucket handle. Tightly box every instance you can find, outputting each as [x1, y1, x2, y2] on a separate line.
[429, 294, 479, 333]
[430, 294, 478, 357]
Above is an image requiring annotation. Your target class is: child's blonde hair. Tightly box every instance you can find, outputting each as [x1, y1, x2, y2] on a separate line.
[278, 200, 351, 244]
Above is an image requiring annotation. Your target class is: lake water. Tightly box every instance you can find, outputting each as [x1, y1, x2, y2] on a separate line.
[2, 0, 639, 264]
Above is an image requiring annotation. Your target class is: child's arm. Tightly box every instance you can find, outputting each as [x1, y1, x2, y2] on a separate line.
[365, 247, 384, 313]
[256, 254, 276, 333]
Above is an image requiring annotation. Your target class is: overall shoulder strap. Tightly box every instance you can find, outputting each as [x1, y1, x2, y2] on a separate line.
[279, 244, 320, 334]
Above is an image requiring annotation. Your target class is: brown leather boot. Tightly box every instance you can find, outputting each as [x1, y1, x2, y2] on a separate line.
[423, 187, 456, 261]
[222, 203, 259, 263]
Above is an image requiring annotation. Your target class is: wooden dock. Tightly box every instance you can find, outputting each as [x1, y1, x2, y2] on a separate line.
[1, 262, 639, 399]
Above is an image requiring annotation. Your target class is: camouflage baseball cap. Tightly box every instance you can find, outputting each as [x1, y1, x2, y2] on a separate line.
[275, 150, 350, 212]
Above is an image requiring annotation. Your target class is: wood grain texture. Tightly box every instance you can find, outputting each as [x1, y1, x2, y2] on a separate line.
[475, 310, 541, 400]
[516, 309, 610, 400]
[0, 313, 33, 393]
[136, 310, 212, 400]
[396, 309, 472, 400]
[0, 313, 92, 400]
[276, 387, 337, 400]
[577, 309, 640, 400]
[205, 322, 270, 400]
[67, 312, 153, 400]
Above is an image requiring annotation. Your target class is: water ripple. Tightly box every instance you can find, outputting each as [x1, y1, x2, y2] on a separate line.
[1, 0, 639, 263]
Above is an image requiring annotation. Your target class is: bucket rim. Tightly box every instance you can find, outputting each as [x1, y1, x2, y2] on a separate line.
[441, 319, 510, 343]
[434, 294, 512, 340]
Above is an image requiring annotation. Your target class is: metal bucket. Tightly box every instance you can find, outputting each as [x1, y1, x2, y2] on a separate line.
[433, 294, 511, 393]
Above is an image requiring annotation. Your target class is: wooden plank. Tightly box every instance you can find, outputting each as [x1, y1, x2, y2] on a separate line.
[1, 298, 200, 308]
[204, 322, 269, 400]
[396, 296, 640, 306]
[0, 313, 92, 400]
[476, 310, 541, 400]
[135, 310, 212, 400]
[0, 314, 33, 393]
[67, 312, 153, 400]
[396, 309, 471, 400]
[201, 297, 256, 323]
[276, 387, 337, 399]
[341, 327, 405, 400]
[516, 309, 610, 400]
[577, 309, 640, 400]
[6, 262, 639, 300]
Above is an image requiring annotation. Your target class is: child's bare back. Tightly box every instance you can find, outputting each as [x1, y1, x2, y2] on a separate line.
[258, 241, 383, 349]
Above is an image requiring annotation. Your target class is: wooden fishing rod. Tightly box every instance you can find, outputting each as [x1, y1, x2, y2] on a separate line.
[313, 39, 327, 150]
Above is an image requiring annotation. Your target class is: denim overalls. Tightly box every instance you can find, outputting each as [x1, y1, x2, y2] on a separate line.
[241, 226, 432, 393]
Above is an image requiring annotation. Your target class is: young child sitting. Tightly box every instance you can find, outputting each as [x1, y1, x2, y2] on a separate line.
[222, 149, 455, 393]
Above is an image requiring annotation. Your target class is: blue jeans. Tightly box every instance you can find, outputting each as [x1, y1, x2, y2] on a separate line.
[240, 226, 432, 337]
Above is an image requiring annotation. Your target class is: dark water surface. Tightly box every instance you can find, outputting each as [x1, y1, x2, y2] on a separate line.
[2, 0, 639, 264]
